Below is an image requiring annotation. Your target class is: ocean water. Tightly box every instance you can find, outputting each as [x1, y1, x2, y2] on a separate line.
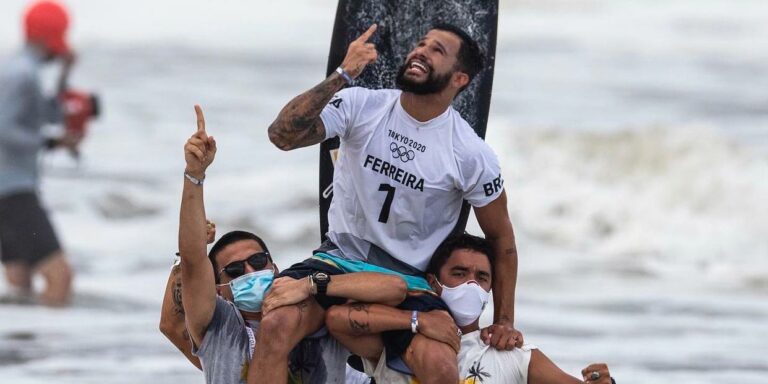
[1, 0, 766, 383]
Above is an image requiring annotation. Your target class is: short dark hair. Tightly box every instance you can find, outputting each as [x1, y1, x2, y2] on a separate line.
[426, 233, 495, 278]
[208, 230, 271, 283]
[431, 23, 485, 86]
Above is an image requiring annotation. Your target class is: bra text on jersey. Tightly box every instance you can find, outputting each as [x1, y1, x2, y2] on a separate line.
[483, 174, 504, 197]
[329, 97, 343, 109]
[363, 154, 425, 192]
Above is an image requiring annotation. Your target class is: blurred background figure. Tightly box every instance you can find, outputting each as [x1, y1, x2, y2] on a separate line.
[0, 0, 97, 306]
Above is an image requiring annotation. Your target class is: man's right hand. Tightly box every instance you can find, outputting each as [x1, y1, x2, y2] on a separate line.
[184, 105, 217, 178]
[417, 310, 461, 353]
[340, 24, 379, 79]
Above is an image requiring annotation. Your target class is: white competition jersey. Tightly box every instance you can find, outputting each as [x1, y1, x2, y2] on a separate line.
[320, 87, 503, 271]
[362, 330, 535, 384]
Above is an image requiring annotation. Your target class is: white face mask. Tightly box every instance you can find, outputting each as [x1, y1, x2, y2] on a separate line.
[438, 280, 490, 326]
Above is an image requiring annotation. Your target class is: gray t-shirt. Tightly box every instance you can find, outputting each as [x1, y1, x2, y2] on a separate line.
[193, 297, 252, 384]
[193, 297, 349, 384]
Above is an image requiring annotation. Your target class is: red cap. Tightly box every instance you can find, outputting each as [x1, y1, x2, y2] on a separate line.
[24, 1, 70, 56]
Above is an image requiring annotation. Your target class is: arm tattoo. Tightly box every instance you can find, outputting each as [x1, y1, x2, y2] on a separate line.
[268, 74, 346, 150]
[348, 303, 371, 335]
[171, 267, 185, 315]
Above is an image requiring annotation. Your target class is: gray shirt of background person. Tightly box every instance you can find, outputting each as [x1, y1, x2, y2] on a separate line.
[0, 45, 62, 198]
[193, 296, 348, 384]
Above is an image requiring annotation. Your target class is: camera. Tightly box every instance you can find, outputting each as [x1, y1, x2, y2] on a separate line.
[60, 89, 100, 136]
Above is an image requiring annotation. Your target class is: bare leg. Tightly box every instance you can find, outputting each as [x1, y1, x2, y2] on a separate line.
[247, 299, 325, 384]
[4, 261, 33, 298]
[402, 334, 459, 384]
[528, 349, 582, 384]
[35, 251, 73, 307]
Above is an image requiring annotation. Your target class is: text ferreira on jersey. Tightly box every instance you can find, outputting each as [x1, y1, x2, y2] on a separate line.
[363, 154, 425, 192]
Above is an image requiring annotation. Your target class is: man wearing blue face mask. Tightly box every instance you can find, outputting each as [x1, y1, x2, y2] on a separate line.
[326, 234, 617, 384]
[173, 105, 407, 384]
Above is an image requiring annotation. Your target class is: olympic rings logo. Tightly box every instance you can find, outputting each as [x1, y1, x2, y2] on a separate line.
[390, 142, 415, 163]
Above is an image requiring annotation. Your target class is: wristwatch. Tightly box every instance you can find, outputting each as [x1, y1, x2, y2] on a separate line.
[311, 272, 330, 297]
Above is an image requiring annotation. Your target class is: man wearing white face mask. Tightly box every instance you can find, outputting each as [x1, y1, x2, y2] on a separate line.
[326, 234, 617, 384]
[174, 105, 407, 383]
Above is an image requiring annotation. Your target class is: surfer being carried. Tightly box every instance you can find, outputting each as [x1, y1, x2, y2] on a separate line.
[252, 22, 521, 383]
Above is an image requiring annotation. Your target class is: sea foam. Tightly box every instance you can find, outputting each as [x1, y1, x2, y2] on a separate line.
[490, 123, 768, 288]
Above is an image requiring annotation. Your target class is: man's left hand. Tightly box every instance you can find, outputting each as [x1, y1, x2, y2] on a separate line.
[480, 321, 523, 350]
[261, 277, 310, 315]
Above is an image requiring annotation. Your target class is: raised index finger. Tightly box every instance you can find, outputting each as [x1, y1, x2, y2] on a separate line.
[194, 104, 206, 132]
[355, 24, 378, 43]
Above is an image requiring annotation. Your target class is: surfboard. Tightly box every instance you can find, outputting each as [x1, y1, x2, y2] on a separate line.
[319, 0, 499, 240]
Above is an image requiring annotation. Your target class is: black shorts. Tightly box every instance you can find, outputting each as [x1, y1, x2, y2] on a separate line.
[382, 293, 451, 374]
[278, 258, 347, 309]
[0, 191, 61, 266]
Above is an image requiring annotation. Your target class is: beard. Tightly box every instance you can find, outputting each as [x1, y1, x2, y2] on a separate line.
[395, 61, 453, 95]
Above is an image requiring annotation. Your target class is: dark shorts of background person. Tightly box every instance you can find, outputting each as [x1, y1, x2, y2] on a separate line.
[0, 191, 61, 266]
[382, 292, 451, 375]
[278, 258, 347, 309]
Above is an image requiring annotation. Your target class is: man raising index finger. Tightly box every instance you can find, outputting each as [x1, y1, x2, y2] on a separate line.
[267, 24, 379, 151]
[342, 24, 378, 78]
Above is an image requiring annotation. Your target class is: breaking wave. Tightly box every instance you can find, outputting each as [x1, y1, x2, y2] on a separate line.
[493, 124, 768, 287]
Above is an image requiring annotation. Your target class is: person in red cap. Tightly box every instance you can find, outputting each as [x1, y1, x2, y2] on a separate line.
[0, 1, 82, 306]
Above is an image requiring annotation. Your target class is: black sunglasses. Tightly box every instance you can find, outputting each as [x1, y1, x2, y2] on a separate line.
[219, 252, 271, 279]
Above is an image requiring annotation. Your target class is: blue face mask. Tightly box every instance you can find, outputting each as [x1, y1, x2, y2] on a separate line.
[228, 268, 275, 313]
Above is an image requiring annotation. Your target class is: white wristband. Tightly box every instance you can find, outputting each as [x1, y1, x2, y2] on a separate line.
[184, 172, 204, 185]
[335, 66, 354, 85]
[411, 310, 419, 334]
